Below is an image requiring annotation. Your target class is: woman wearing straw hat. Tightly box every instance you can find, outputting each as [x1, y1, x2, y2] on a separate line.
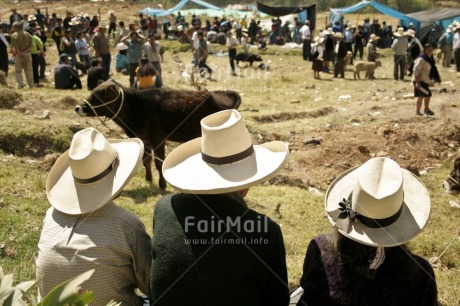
[413, 43, 441, 116]
[150, 109, 290, 306]
[296, 157, 438, 306]
[311, 36, 324, 79]
[36, 128, 152, 306]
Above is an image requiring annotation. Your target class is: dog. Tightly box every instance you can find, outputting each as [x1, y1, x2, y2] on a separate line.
[234, 52, 263, 68]
[345, 51, 353, 66]
[353, 60, 382, 80]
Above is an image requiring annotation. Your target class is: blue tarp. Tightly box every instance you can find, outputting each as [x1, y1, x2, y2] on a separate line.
[330, 1, 420, 31]
[139, 0, 221, 17]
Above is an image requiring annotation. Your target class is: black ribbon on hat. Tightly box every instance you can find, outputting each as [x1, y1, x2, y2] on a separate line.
[328, 194, 404, 233]
[201, 145, 254, 165]
[73, 157, 118, 184]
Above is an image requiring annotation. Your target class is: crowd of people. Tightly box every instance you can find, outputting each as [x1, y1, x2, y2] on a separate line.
[0, 8, 163, 90]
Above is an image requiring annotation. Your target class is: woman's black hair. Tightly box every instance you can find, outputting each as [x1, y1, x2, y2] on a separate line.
[138, 58, 156, 77]
[119, 49, 127, 55]
[324, 229, 422, 282]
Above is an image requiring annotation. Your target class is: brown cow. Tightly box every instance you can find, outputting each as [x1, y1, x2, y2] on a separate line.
[75, 79, 241, 190]
[443, 155, 460, 194]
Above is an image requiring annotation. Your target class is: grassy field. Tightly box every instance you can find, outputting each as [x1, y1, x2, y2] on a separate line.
[0, 31, 460, 305]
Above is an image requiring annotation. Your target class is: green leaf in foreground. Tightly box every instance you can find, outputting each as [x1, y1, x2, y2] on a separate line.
[37, 269, 95, 306]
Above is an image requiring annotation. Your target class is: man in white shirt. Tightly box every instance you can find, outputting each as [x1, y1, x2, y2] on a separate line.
[191, 24, 200, 65]
[453, 25, 460, 72]
[143, 32, 162, 87]
[226, 31, 239, 76]
[300, 20, 311, 61]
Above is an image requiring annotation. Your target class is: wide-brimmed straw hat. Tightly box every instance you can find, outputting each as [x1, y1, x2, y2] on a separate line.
[162, 109, 289, 194]
[314, 36, 324, 45]
[325, 157, 430, 247]
[46, 128, 143, 215]
[69, 17, 81, 26]
[115, 42, 128, 50]
[27, 15, 36, 22]
[369, 34, 380, 42]
[405, 29, 415, 37]
[393, 27, 404, 37]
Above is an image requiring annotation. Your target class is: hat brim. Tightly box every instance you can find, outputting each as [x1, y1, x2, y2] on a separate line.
[163, 138, 289, 194]
[325, 166, 430, 247]
[393, 32, 401, 37]
[46, 139, 143, 215]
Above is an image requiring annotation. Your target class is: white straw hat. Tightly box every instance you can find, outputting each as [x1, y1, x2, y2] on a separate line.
[369, 34, 380, 42]
[115, 42, 128, 50]
[162, 109, 289, 194]
[393, 27, 404, 37]
[325, 157, 430, 247]
[46, 128, 143, 215]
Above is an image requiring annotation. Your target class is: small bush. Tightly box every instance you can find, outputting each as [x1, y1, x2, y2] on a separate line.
[0, 89, 22, 110]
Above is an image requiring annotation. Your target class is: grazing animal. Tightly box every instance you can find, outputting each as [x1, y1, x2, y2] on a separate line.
[234, 53, 263, 67]
[75, 79, 241, 190]
[353, 60, 382, 80]
[443, 155, 460, 194]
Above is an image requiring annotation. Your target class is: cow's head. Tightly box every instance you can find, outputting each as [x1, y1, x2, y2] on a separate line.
[443, 155, 460, 194]
[253, 55, 263, 62]
[75, 79, 122, 118]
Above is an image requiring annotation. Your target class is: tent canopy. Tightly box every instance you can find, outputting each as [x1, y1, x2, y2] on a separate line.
[330, 1, 420, 31]
[407, 8, 460, 44]
[139, 0, 220, 17]
[256, 2, 316, 30]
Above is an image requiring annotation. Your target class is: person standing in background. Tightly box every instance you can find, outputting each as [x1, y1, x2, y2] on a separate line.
[52, 18, 64, 55]
[11, 21, 34, 89]
[353, 25, 364, 60]
[108, 11, 117, 39]
[121, 31, 146, 87]
[391, 27, 408, 81]
[333, 32, 347, 78]
[92, 23, 111, 80]
[300, 20, 311, 61]
[75, 31, 91, 67]
[142, 32, 162, 87]
[413, 43, 441, 116]
[0, 25, 9, 77]
[437, 25, 454, 68]
[453, 25, 460, 72]
[27, 22, 44, 86]
[34, 9, 44, 31]
[226, 31, 239, 76]
[10, 8, 23, 27]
